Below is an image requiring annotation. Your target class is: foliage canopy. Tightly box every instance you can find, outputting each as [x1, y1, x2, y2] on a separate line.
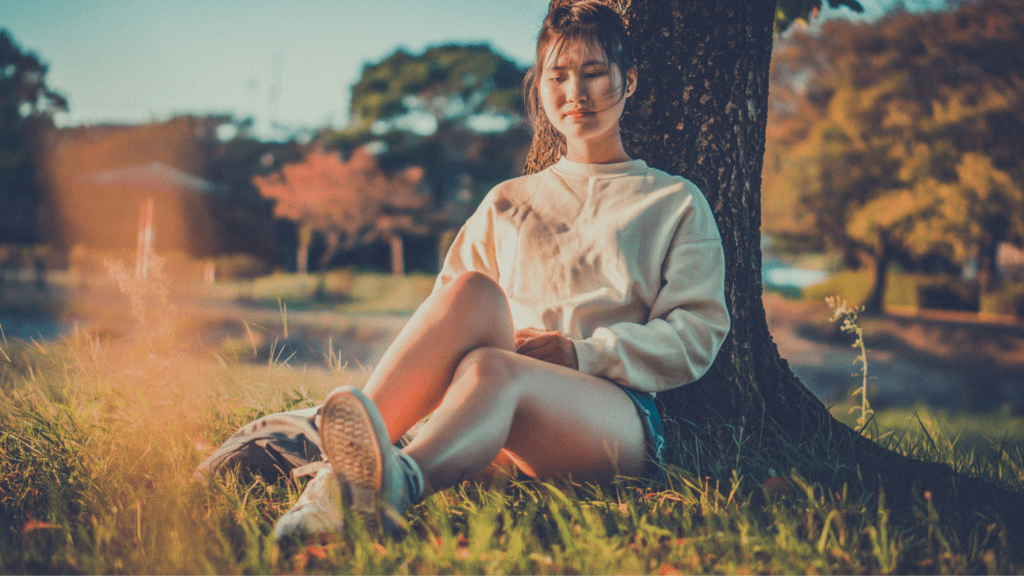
[0, 29, 67, 243]
[253, 147, 430, 273]
[763, 0, 1024, 310]
[350, 44, 524, 136]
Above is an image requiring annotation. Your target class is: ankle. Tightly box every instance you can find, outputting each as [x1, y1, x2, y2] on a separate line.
[397, 451, 432, 503]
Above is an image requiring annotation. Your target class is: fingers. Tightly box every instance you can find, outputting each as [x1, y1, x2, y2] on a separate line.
[519, 345, 562, 365]
[512, 328, 577, 370]
[515, 327, 558, 338]
[514, 328, 561, 348]
[515, 333, 576, 369]
[515, 333, 559, 354]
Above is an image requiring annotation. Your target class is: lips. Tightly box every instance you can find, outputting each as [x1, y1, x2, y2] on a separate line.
[565, 109, 593, 118]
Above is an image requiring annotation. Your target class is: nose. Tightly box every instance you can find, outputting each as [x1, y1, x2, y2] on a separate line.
[567, 76, 587, 103]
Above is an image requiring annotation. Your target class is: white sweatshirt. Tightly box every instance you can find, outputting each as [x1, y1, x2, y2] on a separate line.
[434, 157, 730, 394]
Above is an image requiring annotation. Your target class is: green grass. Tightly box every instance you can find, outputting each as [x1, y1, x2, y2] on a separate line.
[2, 324, 1023, 574]
[798, 268, 1024, 318]
[196, 269, 437, 315]
[801, 269, 925, 310]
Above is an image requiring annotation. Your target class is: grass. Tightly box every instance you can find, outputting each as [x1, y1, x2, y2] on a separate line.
[1, 320, 1023, 574]
[801, 269, 925, 310]
[199, 269, 437, 315]
[796, 267, 1024, 318]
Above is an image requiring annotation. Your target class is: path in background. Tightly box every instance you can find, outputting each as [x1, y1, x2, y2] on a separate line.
[3, 279, 1022, 413]
[764, 293, 1024, 413]
[202, 293, 1024, 413]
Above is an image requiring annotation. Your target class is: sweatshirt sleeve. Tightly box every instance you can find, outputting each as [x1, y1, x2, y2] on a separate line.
[571, 220, 731, 394]
[433, 192, 500, 292]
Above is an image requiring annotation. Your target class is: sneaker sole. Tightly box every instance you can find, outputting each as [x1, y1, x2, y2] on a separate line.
[320, 387, 387, 531]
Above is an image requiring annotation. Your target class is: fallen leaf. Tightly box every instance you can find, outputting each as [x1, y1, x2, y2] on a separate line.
[305, 545, 327, 560]
[22, 519, 61, 534]
[762, 477, 794, 497]
[659, 563, 682, 576]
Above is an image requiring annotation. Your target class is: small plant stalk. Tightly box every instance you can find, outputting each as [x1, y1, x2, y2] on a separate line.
[827, 296, 874, 434]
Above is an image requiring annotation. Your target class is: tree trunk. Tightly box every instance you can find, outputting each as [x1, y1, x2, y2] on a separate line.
[977, 230, 999, 294]
[862, 237, 890, 315]
[296, 224, 313, 274]
[318, 230, 342, 272]
[389, 233, 405, 276]
[526, 0, 832, 448]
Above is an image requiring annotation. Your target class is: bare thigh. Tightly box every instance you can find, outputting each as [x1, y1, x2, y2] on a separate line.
[452, 347, 648, 480]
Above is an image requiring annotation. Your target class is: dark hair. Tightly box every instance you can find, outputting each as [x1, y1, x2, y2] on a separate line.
[523, 1, 635, 129]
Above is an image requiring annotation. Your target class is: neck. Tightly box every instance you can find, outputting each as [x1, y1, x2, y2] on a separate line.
[564, 135, 631, 164]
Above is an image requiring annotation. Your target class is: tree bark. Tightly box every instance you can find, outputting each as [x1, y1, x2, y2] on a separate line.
[526, 0, 832, 449]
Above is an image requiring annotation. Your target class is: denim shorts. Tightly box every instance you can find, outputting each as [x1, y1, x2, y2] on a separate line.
[616, 385, 666, 480]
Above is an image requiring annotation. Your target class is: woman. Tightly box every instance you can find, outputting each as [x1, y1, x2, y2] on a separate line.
[274, 0, 730, 538]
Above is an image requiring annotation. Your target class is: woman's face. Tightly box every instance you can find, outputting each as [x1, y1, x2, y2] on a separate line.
[539, 39, 636, 153]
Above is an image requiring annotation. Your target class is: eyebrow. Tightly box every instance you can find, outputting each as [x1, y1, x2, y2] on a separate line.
[547, 60, 608, 71]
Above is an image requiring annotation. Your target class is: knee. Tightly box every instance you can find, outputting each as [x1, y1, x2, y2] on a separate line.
[443, 271, 505, 309]
[452, 347, 519, 395]
[437, 272, 512, 340]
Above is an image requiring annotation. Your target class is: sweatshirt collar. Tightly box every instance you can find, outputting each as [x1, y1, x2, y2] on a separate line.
[551, 157, 648, 179]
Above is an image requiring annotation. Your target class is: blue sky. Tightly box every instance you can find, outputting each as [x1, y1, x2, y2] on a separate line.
[5, 0, 548, 132]
[4, 0, 900, 134]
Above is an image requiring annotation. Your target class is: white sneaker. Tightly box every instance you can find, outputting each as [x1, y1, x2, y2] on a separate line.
[319, 386, 426, 535]
[273, 465, 344, 539]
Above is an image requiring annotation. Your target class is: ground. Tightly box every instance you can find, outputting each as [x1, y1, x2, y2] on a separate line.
[3, 271, 1024, 414]
[764, 293, 1024, 414]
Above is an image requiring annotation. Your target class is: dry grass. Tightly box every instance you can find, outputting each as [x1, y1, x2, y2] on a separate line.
[1, 322, 1023, 574]
[1, 269, 1023, 573]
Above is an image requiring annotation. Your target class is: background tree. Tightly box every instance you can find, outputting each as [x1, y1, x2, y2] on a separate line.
[336, 44, 532, 225]
[363, 164, 431, 275]
[254, 147, 375, 273]
[0, 29, 67, 244]
[348, 44, 524, 136]
[763, 0, 1024, 310]
[253, 146, 430, 273]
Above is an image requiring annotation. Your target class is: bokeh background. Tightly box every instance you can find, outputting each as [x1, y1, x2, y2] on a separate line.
[2, 0, 1022, 416]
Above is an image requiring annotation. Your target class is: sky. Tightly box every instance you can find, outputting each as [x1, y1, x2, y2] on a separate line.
[4, 0, 549, 134]
[4, 0, 906, 136]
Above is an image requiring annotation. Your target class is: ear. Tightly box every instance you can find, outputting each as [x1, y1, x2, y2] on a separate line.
[625, 67, 638, 98]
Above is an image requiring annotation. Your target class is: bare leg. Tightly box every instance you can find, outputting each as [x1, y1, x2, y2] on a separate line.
[403, 347, 647, 491]
[353, 270, 646, 491]
[361, 271, 515, 443]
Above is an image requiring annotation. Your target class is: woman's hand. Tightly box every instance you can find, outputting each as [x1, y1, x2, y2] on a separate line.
[514, 327, 579, 370]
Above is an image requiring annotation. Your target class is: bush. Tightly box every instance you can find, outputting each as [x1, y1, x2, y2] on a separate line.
[801, 269, 922, 309]
[212, 254, 271, 281]
[917, 276, 979, 312]
[979, 282, 1024, 317]
[0, 244, 62, 269]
